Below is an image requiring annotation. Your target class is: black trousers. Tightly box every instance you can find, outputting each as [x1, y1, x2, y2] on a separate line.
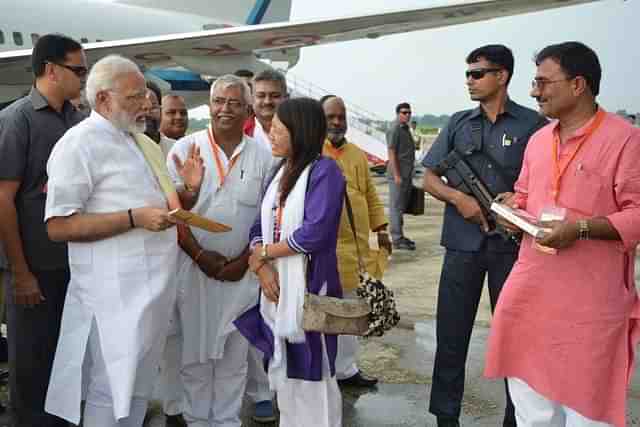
[7, 268, 70, 427]
[429, 247, 517, 426]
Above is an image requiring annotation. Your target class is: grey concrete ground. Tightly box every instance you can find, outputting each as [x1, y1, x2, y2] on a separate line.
[2, 174, 639, 426]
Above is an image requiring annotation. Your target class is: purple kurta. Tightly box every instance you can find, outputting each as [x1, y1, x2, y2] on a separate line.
[235, 157, 346, 381]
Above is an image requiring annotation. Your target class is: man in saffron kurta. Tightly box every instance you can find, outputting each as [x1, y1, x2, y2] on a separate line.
[321, 95, 390, 387]
[484, 42, 640, 427]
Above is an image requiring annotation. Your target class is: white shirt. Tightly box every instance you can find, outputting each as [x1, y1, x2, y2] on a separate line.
[168, 129, 273, 365]
[44, 111, 179, 423]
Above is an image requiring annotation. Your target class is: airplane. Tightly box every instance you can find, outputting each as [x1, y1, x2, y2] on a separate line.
[0, 0, 605, 110]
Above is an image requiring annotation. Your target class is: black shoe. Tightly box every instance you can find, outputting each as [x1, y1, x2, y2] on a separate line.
[393, 240, 416, 251]
[402, 237, 416, 247]
[337, 371, 378, 388]
[437, 417, 460, 427]
[165, 414, 187, 427]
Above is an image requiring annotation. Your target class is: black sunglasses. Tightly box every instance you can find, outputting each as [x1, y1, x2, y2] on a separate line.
[48, 62, 88, 78]
[399, 110, 412, 115]
[465, 68, 502, 80]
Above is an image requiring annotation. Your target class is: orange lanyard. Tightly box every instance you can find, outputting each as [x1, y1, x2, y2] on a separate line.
[207, 127, 240, 187]
[550, 109, 605, 201]
[274, 196, 284, 242]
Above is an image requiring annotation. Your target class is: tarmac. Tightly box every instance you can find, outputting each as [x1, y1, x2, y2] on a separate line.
[2, 173, 640, 426]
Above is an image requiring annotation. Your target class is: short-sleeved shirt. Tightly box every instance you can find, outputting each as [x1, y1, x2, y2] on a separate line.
[422, 99, 546, 253]
[386, 121, 415, 179]
[0, 87, 85, 270]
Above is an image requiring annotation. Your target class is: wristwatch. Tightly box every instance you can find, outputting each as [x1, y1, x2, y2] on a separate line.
[260, 244, 273, 261]
[577, 220, 590, 240]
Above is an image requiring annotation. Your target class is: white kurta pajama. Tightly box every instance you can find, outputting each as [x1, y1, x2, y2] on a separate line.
[167, 130, 272, 427]
[44, 112, 179, 424]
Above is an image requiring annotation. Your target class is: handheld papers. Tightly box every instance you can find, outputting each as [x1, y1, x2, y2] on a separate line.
[168, 209, 232, 233]
[490, 203, 546, 239]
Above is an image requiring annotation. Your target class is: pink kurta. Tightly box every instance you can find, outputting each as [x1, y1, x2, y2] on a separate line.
[484, 111, 640, 427]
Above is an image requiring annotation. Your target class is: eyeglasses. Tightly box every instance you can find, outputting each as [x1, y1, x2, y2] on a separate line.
[108, 90, 147, 103]
[47, 62, 88, 78]
[465, 68, 502, 80]
[531, 78, 570, 90]
[212, 97, 245, 109]
[399, 110, 412, 115]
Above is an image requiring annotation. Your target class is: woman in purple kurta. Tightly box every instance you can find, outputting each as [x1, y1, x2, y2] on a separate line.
[235, 98, 345, 426]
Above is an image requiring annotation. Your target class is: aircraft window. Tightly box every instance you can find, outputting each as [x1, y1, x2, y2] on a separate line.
[31, 33, 40, 44]
[81, 37, 88, 43]
[13, 32, 23, 46]
[0, 31, 4, 44]
[96, 39, 103, 42]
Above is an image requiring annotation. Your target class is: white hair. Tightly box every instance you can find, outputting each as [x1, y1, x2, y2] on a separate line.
[85, 55, 142, 109]
[209, 74, 252, 106]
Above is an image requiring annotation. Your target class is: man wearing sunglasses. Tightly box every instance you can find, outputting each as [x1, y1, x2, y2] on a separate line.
[422, 44, 546, 427]
[0, 33, 86, 427]
[387, 102, 417, 250]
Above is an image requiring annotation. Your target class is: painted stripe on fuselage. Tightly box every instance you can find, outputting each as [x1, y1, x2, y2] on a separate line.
[245, 0, 271, 25]
[147, 69, 211, 92]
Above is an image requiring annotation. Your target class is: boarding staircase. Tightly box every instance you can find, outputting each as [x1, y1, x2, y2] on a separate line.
[281, 69, 390, 162]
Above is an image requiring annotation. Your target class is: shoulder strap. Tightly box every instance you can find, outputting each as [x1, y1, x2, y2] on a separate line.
[343, 192, 367, 274]
[469, 115, 483, 153]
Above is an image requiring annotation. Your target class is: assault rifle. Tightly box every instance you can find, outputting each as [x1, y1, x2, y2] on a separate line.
[433, 149, 518, 243]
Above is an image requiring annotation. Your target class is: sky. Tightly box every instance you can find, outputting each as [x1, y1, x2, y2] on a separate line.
[283, 0, 638, 119]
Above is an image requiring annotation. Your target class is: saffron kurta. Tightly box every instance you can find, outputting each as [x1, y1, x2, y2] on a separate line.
[484, 111, 640, 427]
[235, 157, 346, 380]
[323, 140, 388, 291]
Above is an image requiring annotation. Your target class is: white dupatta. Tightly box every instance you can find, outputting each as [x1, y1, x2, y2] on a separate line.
[259, 164, 312, 390]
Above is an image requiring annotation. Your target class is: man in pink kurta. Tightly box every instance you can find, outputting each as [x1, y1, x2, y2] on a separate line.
[485, 42, 640, 427]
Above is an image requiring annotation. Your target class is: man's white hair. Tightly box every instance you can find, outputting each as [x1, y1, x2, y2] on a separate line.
[85, 55, 142, 109]
[209, 74, 252, 106]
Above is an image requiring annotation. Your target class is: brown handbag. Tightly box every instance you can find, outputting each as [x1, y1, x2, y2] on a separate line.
[302, 194, 371, 336]
[406, 184, 425, 215]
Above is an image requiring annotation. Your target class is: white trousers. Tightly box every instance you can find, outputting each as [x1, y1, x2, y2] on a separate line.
[159, 330, 184, 415]
[83, 321, 153, 427]
[335, 290, 360, 380]
[181, 331, 248, 427]
[508, 378, 614, 427]
[277, 376, 342, 427]
[245, 346, 274, 403]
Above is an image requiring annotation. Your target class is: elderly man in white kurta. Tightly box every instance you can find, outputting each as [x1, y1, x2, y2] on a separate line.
[167, 74, 272, 427]
[43, 55, 203, 427]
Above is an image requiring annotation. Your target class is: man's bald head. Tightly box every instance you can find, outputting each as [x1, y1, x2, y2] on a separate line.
[322, 96, 347, 146]
[160, 94, 188, 139]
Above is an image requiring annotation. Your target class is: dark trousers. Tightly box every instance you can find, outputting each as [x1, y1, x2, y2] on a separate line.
[388, 177, 412, 242]
[429, 247, 517, 426]
[7, 268, 70, 427]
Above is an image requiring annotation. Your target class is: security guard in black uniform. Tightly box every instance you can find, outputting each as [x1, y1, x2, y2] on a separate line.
[422, 45, 547, 427]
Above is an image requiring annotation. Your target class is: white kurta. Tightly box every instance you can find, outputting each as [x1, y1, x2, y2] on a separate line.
[44, 111, 179, 424]
[167, 130, 272, 366]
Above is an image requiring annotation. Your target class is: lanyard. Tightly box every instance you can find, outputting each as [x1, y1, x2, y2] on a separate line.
[550, 109, 605, 201]
[207, 126, 240, 187]
[274, 195, 284, 242]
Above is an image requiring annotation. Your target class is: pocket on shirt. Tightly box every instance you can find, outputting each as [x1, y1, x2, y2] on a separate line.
[560, 167, 606, 216]
[69, 245, 93, 275]
[117, 234, 148, 276]
[236, 175, 261, 207]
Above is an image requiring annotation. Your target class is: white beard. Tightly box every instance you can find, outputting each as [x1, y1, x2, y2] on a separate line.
[112, 109, 146, 134]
